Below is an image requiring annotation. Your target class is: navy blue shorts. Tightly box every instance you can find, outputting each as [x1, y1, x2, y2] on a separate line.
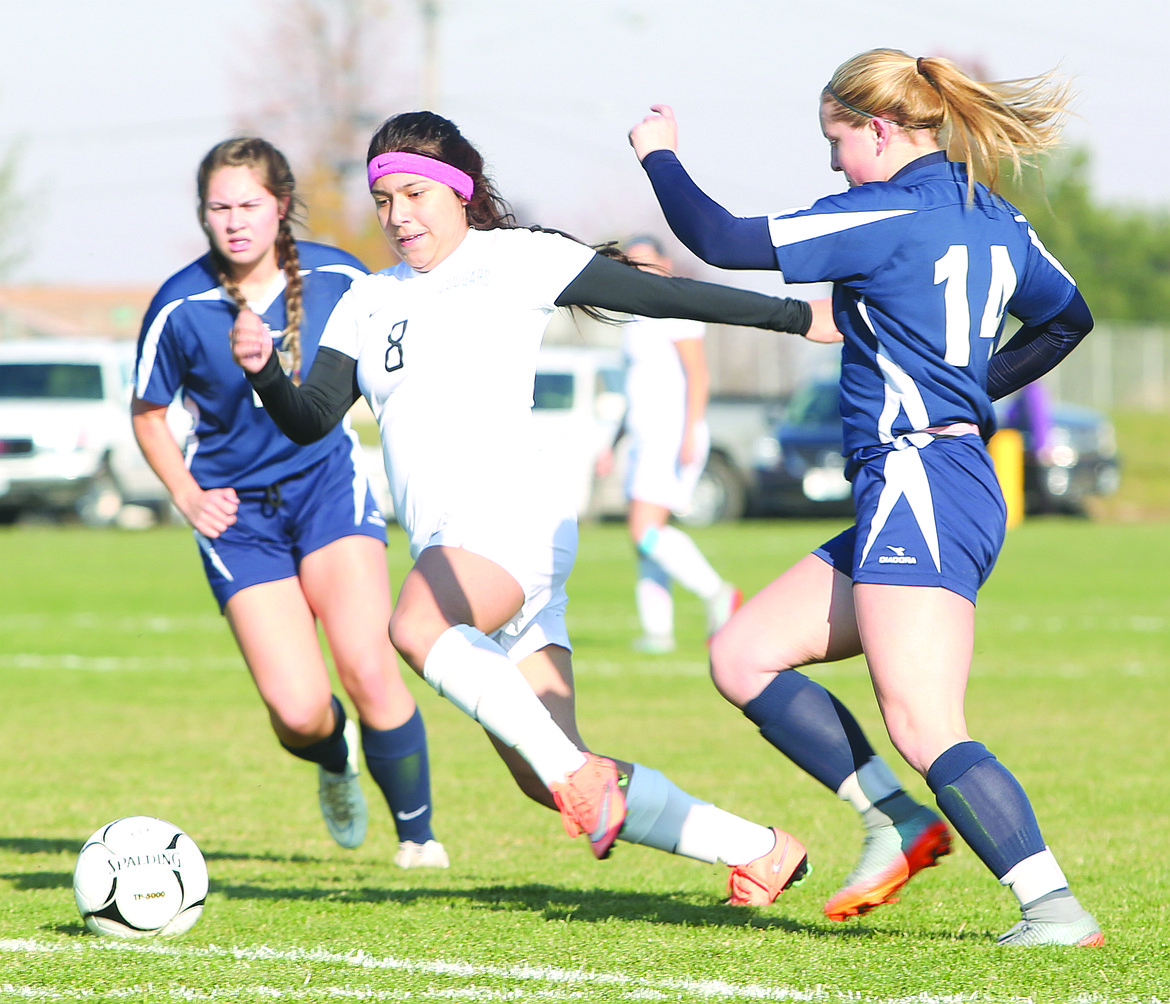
[814, 434, 1006, 604]
[195, 442, 388, 611]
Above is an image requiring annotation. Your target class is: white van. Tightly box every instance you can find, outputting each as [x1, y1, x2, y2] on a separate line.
[0, 338, 185, 526]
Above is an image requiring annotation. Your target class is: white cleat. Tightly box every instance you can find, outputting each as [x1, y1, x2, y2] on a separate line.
[394, 839, 450, 869]
[317, 720, 368, 849]
[705, 583, 743, 636]
[997, 913, 1104, 947]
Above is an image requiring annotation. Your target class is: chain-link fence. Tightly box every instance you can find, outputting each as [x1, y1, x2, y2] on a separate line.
[703, 320, 1170, 412]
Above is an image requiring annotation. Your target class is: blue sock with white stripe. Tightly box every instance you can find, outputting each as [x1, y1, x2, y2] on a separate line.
[361, 708, 435, 844]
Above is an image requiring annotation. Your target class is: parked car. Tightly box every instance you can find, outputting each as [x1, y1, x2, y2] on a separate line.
[751, 378, 853, 518]
[1000, 397, 1122, 515]
[0, 338, 186, 526]
[751, 378, 1121, 517]
[532, 345, 627, 517]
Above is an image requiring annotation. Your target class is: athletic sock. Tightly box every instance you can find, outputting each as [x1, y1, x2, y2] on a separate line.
[618, 765, 774, 865]
[999, 847, 1076, 910]
[743, 670, 878, 792]
[280, 694, 349, 774]
[638, 524, 721, 601]
[926, 740, 1047, 880]
[360, 708, 434, 845]
[423, 624, 586, 787]
[635, 554, 674, 638]
[837, 757, 908, 816]
[1017, 886, 1091, 924]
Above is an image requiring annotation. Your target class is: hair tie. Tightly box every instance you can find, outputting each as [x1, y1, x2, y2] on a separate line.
[916, 56, 939, 90]
[367, 151, 474, 200]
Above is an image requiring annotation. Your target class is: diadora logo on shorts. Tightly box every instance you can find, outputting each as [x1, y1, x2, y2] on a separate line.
[878, 545, 918, 564]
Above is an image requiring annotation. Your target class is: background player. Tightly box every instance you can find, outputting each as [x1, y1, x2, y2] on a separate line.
[133, 137, 447, 869]
[232, 110, 839, 905]
[596, 235, 741, 653]
[629, 50, 1101, 946]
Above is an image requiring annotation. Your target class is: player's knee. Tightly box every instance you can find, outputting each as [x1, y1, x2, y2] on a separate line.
[268, 696, 332, 742]
[708, 633, 755, 706]
[335, 655, 391, 705]
[387, 608, 439, 671]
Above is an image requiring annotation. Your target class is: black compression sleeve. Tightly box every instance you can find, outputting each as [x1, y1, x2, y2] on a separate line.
[555, 253, 811, 334]
[986, 290, 1094, 401]
[640, 150, 776, 269]
[245, 346, 361, 444]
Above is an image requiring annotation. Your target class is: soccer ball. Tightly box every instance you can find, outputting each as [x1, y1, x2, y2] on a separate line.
[73, 816, 208, 939]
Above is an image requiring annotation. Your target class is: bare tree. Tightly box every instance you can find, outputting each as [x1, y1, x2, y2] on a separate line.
[233, 0, 419, 268]
[0, 140, 31, 280]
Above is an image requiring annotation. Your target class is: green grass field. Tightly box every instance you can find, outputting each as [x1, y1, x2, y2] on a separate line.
[1, 517, 1167, 1002]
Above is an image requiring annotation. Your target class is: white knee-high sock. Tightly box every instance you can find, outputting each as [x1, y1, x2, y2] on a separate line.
[639, 524, 722, 601]
[635, 555, 674, 637]
[619, 765, 774, 865]
[423, 624, 586, 786]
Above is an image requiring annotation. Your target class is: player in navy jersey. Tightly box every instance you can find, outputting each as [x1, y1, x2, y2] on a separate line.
[629, 49, 1101, 947]
[132, 138, 447, 870]
[231, 111, 840, 906]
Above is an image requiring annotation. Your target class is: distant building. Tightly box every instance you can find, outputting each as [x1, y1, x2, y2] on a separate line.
[0, 286, 155, 342]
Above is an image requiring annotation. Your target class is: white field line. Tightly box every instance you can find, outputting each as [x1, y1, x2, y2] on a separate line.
[3, 937, 1131, 1004]
[0, 654, 241, 672]
[0, 614, 222, 633]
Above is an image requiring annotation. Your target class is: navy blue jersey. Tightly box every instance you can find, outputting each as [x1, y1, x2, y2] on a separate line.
[135, 241, 366, 490]
[767, 154, 1077, 459]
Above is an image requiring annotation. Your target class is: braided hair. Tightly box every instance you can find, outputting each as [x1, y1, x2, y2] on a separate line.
[197, 138, 307, 381]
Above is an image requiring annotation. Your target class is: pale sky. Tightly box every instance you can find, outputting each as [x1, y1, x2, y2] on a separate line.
[2, 0, 1164, 294]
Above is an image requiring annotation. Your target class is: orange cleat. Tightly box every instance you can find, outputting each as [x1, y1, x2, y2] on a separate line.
[726, 827, 811, 906]
[824, 808, 951, 921]
[550, 753, 628, 860]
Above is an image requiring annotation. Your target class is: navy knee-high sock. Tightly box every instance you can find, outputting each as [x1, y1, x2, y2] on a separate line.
[742, 670, 877, 792]
[361, 708, 435, 845]
[926, 740, 1046, 879]
[280, 695, 349, 774]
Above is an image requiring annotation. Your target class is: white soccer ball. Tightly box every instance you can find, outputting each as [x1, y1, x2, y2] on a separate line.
[73, 816, 208, 939]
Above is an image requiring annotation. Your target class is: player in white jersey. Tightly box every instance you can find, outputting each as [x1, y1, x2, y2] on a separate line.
[597, 236, 743, 654]
[232, 110, 839, 906]
[132, 138, 447, 869]
[630, 50, 1101, 946]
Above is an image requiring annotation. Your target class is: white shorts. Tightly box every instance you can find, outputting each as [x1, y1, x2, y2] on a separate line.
[625, 421, 710, 515]
[420, 499, 577, 664]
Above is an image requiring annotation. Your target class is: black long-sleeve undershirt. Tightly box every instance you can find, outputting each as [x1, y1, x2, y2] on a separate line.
[555, 251, 810, 330]
[247, 344, 358, 445]
[986, 290, 1094, 401]
[247, 248, 814, 444]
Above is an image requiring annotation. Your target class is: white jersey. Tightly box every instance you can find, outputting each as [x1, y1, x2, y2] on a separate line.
[319, 226, 595, 562]
[622, 315, 704, 439]
[621, 315, 709, 511]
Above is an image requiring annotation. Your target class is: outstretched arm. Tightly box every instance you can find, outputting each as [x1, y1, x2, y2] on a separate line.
[555, 253, 814, 335]
[629, 105, 775, 270]
[231, 309, 360, 444]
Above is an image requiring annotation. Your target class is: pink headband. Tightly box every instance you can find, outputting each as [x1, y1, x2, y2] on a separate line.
[367, 152, 474, 200]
